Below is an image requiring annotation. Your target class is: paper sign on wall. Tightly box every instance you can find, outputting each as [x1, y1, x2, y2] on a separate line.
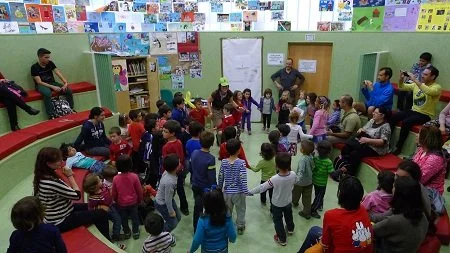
[299, 60, 317, 73]
[267, 53, 284, 66]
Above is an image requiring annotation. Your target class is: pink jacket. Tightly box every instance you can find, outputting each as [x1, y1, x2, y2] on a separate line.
[112, 172, 143, 207]
[413, 147, 446, 194]
[361, 190, 393, 215]
[309, 109, 328, 136]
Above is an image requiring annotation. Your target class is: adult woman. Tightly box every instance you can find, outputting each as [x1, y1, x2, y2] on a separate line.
[74, 107, 111, 157]
[373, 177, 428, 253]
[33, 147, 110, 239]
[298, 176, 373, 253]
[412, 126, 446, 194]
[424, 101, 450, 135]
[207, 77, 234, 128]
[334, 107, 391, 177]
[0, 72, 39, 131]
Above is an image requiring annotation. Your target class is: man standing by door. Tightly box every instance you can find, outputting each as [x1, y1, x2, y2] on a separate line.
[271, 58, 305, 99]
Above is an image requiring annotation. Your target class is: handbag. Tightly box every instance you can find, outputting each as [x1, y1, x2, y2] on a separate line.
[50, 95, 73, 118]
[6, 81, 28, 98]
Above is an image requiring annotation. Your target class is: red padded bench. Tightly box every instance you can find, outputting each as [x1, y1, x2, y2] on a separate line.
[361, 154, 403, 172]
[62, 226, 115, 253]
[0, 82, 96, 108]
[418, 234, 441, 253]
[436, 210, 450, 245]
[0, 131, 38, 160]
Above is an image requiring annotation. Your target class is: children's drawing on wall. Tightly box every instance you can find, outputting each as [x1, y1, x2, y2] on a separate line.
[331, 22, 345, 30]
[172, 74, 185, 89]
[53, 22, 69, 33]
[277, 20, 291, 31]
[150, 32, 177, 55]
[112, 59, 128, 91]
[211, 1, 224, 13]
[338, 0, 353, 21]
[52, 5, 66, 23]
[271, 11, 284, 20]
[190, 68, 202, 79]
[121, 32, 150, 55]
[352, 6, 385, 31]
[319, 0, 335, 11]
[35, 22, 54, 33]
[65, 5, 77, 21]
[271, 1, 285, 10]
[243, 11, 258, 22]
[0, 22, 19, 34]
[10, 3, 27, 22]
[353, 0, 385, 7]
[317, 21, 331, 31]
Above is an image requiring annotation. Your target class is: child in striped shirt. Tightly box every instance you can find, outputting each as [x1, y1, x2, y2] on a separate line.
[311, 140, 334, 219]
[218, 138, 248, 235]
[142, 213, 176, 253]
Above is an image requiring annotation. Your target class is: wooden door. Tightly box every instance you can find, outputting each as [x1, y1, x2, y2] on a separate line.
[288, 43, 333, 98]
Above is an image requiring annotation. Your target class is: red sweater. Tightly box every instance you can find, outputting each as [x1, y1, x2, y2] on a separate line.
[232, 101, 244, 123]
[109, 140, 132, 162]
[189, 108, 208, 126]
[218, 142, 249, 168]
[128, 121, 145, 152]
[162, 139, 185, 173]
[112, 172, 143, 207]
[218, 114, 235, 130]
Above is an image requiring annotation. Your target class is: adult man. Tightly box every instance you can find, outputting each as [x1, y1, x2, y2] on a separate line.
[327, 95, 361, 144]
[31, 48, 74, 119]
[354, 67, 394, 116]
[271, 58, 305, 98]
[390, 66, 441, 155]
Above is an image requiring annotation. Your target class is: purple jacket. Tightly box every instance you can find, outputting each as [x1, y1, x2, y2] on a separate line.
[242, 97, 260, 114]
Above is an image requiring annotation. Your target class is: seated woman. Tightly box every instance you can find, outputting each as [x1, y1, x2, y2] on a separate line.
[424, 101, 450, 135]
[298, 176, 373, 253]
[373, 176, 428, 253]
[333, 107, 391, 178]
[0, 71, 39, 131]
[33, 147, 110, 240]
[74, 107, 111, 157]
[413, 126, 446, 195]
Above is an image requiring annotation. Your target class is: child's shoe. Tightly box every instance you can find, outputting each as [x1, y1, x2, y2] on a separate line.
[248, 131, 252, 135]
[262, 127, 266, 131]
[298, 211, 311, 220]
[133, 231, 140, 240]
[273, 234, 287, 246]
[123, 232, 131, 240]
[237, 226, 245, 235]
[311, 211, 321, 219]
[285, 226, 294, 235]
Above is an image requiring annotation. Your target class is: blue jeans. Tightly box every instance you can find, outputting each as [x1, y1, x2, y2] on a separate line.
[312, 134, 327, 144]
[155, 199, 182, 232]
[298, 226, 323, 253]
[117, 204, 140, 234]
[272, 203, 294, 243]
[108, 205, 122, 238]
[241, 112, 252, 131]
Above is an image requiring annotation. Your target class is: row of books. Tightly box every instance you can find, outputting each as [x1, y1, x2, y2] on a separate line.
[130, 94, 150, 109]
[127, 60, 146, 76]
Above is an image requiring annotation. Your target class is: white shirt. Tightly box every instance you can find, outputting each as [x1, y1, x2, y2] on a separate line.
[286, 123, 312, 143]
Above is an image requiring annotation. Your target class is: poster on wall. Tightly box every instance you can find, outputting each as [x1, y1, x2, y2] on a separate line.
[386, 0, 421, 5]
[319, 0, 334, 11]
[317, 21, 331, 31]
[112, 59, 129, 91]
[121, 32, 150, 55]
[35, 22, 54, 33]
[89, 34, 122, 53]
[383, 4, 419, 31]
[277, 20, 291, 31]
[171, 74, 185, 89]
[53, 22, 69, 33]
[416, 3, 450, 32]
[9, 3, 28, 22]
[25, 4, 41, 22]
[353, 0, 385, 7]
[298, 60, 317, 73]
[150, 32, 178, 55]
[52, 6, 66, 23]
[0, 22, 20, 34]
[352, 6, 385, 31]
[267, 53, 284, 66]
[338, 0, 353, 21]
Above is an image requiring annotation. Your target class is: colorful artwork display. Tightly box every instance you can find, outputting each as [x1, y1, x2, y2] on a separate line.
[320, 0, 335, 11]
[416, 3, 450, 32]
[383, 4, 420, 31]
[352, 6, 385, 31]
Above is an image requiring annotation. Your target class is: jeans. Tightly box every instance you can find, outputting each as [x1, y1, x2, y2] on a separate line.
[85, 146, 110, 158]
[292, 184, 313, 216]
[90, 161, 106, 175]
[390, 110, 430, 151]
[397, 90, 413, 112]
[192, 186, 206, 231]
[272, 203, 294, 243]
[56, 203, 110, 240]
[36, 82, 73, 116]
[108, 205, 122, 238]
[298, 226, 323, 253]
[117, 204, 140, 234]
[155, 199, 182, 232]
[241, 113, 252, 131]
[262, 113, 272, 129]
[341, 139, 379, 175]
[0, 85, 34, 130]
[177, 168, 189, 212]
[312, 134, 327, 144]
[224, 193, 246, 229]
[260, 180, 273, 204]
[311, 185, 326, 213]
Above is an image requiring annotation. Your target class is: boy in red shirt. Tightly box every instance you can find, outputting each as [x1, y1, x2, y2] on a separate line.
[128, 110, 145, 173]
[162, 120, 189, 215]
[189, 98, 209, 127]
[109, 126, 131, 166]
[218, 126, 250, 168]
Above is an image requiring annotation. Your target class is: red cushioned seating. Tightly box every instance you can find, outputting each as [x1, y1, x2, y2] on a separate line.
[392, 83, 450, 102]
[361, 154, 403, 172]
[0, 82, 96, 108]
[332, 143, 345, 150]
[417, 234, 441, 253]
[0, 131, 37, 160]
[61, 226, 115, 253]
[436, 210, 450, 245]
[55, 168, 90, 203]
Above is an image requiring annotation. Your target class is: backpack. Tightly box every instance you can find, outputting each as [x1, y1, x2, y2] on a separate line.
[331, 155, 351, 182]
[426, 186, 446, 215]
[51, 95, 72, 118]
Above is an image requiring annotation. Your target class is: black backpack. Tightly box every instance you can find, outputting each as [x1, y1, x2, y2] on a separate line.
[51, 95, 72, 118]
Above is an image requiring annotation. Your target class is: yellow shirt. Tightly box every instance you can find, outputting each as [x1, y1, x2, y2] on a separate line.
[399, 82, 441, 117]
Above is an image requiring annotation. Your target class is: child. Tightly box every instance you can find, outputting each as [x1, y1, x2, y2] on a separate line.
[306, 92, 317, 126]
[128, 110, 145, 173]
[249, 143, 276, 205]
[277, 90, 290, 125]
[142, 213, 176, 253]
[60, 143, 105, 174]
[186, 121, 204, 181]
[292, 140, 315, 220]
[249, 152, 298, 246]
[296, 91, 308, 134]
[217, 103, 235, 136]
[162, 120, 189, 216]
[309, 96, 330, 143]
[8, 196, 67, 252]
[242, 88, 260, 135]
[191, 131, 217, 231]
[286, 112, 313, 155]
[118, 113, 130, 140]
[139, 184, 157, 225]
[327, 99, 341, 131]
[102, 165, 117, 191]
[232, 90, 245, 138]
[109, 126, 132, 166]
[277, 124, 291, 154]
[218, 126, 250, 168]
[144, 118, 163, 187]
[83, 174, 124, 242]
[268, 129, 288, 153]
[189, 98, 209, 127]
[218, 138, 249, 235]
[171, 96, 188, 130]
[361, 170, 395, 216]
[311, 140, 333, 219]
[259, 88, 276, 132]
[189, 189, 237, 253]
[156, 99, 167, 109]
[157, 104, 172, 130]
[112, 155, 143, 239]
[155, 154, 182, 232]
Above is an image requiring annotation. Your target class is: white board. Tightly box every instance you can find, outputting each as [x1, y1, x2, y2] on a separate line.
[222, 38, 262, 122]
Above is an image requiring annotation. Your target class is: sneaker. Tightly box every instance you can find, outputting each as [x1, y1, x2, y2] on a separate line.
[237, 227, 245, 235]
[292, 202, 299, 207]
[133, 231, 140, 240]
[286, 227, 294, 235]
[298, 211, 311, 220]
[123, 232, 131, 240]
[181, 209, 190, 216]
[266, 128, 270, 133]
[311, 212, 321, 219]
[273, 234, 287, 246]
[248, 131, 252, 135]
[318, 207, 323, 212]
[262, 127, 266, 131]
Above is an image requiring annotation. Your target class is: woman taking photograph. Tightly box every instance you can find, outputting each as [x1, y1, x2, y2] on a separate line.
[74, 107, 111, 157]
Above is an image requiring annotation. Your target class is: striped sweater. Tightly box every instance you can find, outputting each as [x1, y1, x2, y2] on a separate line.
[37, 179, 81, 225]
[218, 158, 248, 194]
[142, 232, 176, 253]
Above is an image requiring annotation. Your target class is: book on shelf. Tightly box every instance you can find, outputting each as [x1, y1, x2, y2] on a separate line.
[127, 60, 146, 76]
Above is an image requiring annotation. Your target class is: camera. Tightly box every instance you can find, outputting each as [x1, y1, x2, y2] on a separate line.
[402, 71, 409, 77]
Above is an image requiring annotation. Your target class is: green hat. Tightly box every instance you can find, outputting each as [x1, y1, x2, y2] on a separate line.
[219, 77, 229, 87]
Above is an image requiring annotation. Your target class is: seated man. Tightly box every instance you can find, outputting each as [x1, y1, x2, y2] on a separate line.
[327, 95, 361, 144]
[354, 67, 394, 116]
[390, 66, 441, 155]
[31, 48, 75, 119]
